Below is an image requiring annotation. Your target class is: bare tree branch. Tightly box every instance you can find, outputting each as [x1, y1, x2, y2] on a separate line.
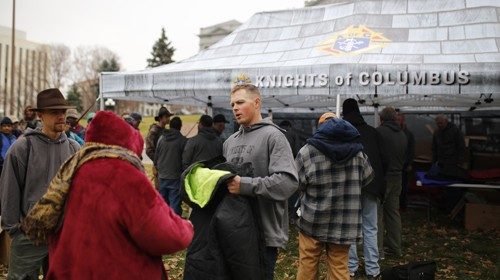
[42, 44, 72, 89]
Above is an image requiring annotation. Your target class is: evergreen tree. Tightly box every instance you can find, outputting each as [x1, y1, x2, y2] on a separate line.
[95, 57, 121, 109]
[147, 27, 175, 67]
[67, 83, 83, 112]
[98, 57, 120, 73]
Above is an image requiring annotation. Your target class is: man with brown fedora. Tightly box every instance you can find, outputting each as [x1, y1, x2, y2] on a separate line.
[0, 88, 80, 280]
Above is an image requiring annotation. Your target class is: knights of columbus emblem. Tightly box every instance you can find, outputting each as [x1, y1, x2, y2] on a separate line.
[316, 25, 390, 56]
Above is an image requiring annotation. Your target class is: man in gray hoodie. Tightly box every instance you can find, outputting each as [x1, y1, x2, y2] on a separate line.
[0, 88, 80, 280]
[223, 82, 298, 280]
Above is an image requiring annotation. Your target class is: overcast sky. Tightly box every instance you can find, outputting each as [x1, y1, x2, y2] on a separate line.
[0, 0, 304, 71]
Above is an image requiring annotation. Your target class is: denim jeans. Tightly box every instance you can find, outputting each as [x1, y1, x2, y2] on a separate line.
[8, 232, 48, 280]
[348, 193, 380, 276]
[159, 178, 181, 215]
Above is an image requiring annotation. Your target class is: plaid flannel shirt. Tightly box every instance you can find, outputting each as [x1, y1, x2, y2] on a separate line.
[295, 144, 374, 245]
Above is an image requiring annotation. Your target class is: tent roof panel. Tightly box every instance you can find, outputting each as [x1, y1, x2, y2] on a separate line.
[102, 0, 500, 110]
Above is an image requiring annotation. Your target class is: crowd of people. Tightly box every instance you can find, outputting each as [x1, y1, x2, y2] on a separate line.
[0, 83, 464, 280]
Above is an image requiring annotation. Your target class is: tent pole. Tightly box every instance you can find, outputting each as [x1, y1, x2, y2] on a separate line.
[99, 73, 104, 111]
[268, 109, 273, 121]
[336, 93, 341, 116]
[207, 96, 213, 116]
[374, 106, 380, 127]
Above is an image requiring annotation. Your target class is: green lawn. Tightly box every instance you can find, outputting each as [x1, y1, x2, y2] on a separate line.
[138, 115, 201, 138]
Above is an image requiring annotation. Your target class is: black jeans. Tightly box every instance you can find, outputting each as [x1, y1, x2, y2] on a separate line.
[266, 246, 278, 280]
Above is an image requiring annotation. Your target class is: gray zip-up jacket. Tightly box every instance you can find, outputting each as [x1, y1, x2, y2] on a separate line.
[0, 128, 80, 236]
[223, 118, 298, 248]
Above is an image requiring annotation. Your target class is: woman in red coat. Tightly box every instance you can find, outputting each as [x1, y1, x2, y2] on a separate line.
[22, 111, 193, 279]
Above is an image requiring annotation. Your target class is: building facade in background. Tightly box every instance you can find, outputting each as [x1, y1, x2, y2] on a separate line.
[0, 25, 49, 118]
[198, 20, 241, 50]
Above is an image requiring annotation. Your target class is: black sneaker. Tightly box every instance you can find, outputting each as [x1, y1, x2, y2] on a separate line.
[383, 248, 402, 258]
[366, 273, 381, 279]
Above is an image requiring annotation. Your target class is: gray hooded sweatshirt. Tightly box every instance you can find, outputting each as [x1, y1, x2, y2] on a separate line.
[223, 118, 299, 248]
[0, 128, 80, 236]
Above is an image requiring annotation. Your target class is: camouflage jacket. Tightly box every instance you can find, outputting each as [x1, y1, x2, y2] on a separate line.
[145, 124, 165, 161]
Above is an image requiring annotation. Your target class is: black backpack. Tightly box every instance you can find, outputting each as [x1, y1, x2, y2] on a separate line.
[382, 261, 437, 280]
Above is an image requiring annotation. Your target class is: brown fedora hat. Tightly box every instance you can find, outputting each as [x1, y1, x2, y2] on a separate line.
[32, 88, 75, 111]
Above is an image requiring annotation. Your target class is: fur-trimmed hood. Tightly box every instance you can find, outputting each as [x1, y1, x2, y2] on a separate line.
[85, 111, 143, 157]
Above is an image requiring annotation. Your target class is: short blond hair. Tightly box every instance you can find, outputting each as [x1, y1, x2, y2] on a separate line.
[230, 84, 261, 96]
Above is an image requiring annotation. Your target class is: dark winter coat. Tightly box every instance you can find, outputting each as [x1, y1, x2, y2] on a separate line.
[432, 122, 465, 166]
[377, 121, 407, 177]
[344, 113, 386, 198]
[181, 159, 266, 280]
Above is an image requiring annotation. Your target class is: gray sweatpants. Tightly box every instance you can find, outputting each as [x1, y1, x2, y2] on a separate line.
[8, 233, 47, 280]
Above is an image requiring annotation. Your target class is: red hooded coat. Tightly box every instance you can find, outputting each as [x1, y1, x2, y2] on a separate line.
[47, 111, 193, 279]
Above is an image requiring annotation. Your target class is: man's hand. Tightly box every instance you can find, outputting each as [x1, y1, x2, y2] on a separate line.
[227, 175, 241, 194]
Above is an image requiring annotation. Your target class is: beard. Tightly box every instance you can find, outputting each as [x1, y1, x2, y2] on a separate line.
[53, 123, 66, 133]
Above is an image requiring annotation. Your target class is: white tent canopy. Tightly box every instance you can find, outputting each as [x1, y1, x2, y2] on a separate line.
[101, 0, 500, 112]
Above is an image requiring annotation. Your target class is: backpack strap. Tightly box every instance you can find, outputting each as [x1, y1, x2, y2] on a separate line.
[23, 136, 32, 188]
[68, 138, 80, 153]
[19, 136, 32, 215]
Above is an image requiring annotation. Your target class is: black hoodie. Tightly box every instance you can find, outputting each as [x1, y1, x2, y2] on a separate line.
[182, 127, 223, 169]
[344, 113, 387, 199]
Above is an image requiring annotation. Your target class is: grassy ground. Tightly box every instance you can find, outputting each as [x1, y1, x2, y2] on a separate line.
[139, 115, 201, 139]
[161, 208, 499, 280]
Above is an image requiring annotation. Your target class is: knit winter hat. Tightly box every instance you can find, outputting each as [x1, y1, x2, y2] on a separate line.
[342, 98, 361, 116]
[1, 117, 13, 126]
[318, 112, 337, 125]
